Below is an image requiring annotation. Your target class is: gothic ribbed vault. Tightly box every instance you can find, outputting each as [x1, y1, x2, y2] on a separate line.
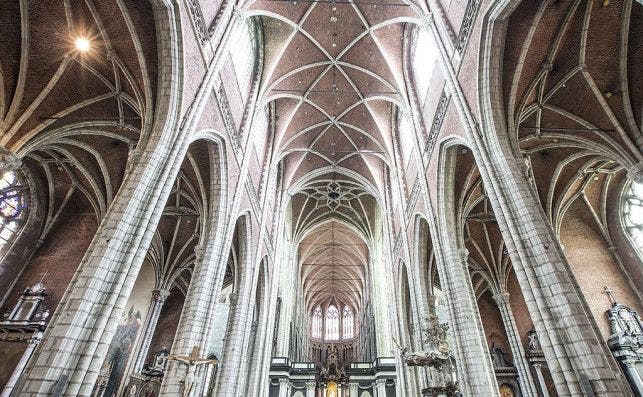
[248, 0, 425, 323]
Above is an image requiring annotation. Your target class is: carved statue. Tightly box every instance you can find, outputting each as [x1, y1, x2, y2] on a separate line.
[399, 346, 451, 367]
[618, 309, 642, 336]
[393, 314, 462, 396]
[527, 329, 540, 352]
[168, 346, 217, 397]
[489, 343, 511, 368]
[392, 315, 452, 368]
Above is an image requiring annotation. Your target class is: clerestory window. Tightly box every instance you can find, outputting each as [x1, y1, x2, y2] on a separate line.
[230, 18, 258, 102]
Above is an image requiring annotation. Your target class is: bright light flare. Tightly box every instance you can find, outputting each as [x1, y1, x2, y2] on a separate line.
[74, 37, 91, 52]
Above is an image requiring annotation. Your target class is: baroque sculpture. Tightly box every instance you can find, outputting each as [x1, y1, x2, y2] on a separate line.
[393, 315, 461, 396]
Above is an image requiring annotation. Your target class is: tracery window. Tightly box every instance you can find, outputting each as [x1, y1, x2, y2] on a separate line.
[230, 18, 258, 102]
[311, 306, 323, 339]
[623, 181, 643, 251]
[411, 27, 438, 111]
[342, 306, 353, 339]
[0, 171, 27, 251]
[325, 305, 340, 341]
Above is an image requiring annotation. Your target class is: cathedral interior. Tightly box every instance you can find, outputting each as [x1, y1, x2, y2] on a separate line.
[0, 0, 642, 396]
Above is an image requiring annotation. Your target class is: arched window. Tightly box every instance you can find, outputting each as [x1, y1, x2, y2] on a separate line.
[411, 27, 438, 112]
[623, 181, 643, 251]
[342, 306, 353, 339]
[230, 18, 258, 102]
[325, 305, 340, 341]
[311, 306, 323, 339]
[0, 170, 27, 251]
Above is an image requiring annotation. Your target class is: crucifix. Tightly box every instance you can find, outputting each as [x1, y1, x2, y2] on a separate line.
[39, 270, 50, 284]
[602, 286, 617, 306]
[168, 346, 218, 397]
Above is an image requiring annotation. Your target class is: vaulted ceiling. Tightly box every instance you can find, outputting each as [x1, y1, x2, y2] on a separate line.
[290, 177, 377, 311]
[505, 0, 643, 280]
[0, 0, 158, 221]
[248, 0, 425, 316]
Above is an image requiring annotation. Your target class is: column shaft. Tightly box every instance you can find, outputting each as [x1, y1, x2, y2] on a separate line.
[215, 266, 255, 396]
[159, 241, 227, 395]
[134, 290, 170, 372]
[306, 381, 316, 397]
[278, 379, 290, 397]
[349, 383, 358, 397]
[533, 364, 551, 397]
[493, 292, 539, 397]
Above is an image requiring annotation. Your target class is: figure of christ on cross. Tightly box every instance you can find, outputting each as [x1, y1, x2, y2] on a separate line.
[168, 346, 218, 397]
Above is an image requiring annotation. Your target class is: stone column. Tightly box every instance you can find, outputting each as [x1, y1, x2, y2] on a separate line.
[132, 289, 170, 372]
[430, 236, 498, 394]
[532, 364, 551, 397]
[160, 242, 228, 396]
[17, 123, 185, 395]
[349, 383, 358, 397]
[375, 379, 387, 397]
[278, 378, 290, 397]
[492, 292, 539, 397]
[1, 332, 42, 397]
[306, 381, 316, 397]
[467, 5, 631, 394]
[15, 0, 248, 393]
[240, 318, 260, 394]
[215, 259, 256, 396]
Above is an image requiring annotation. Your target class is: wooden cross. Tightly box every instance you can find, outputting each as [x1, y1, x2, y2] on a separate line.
[168, 346, 218, 397]
[39, 270, 50, 284]
[602, 286, 617, 306]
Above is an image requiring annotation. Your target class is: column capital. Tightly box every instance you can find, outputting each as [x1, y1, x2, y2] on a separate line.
[0, 148, 21, 173]
[458, 247, 469, 259]
[126, 147, 143, 172]
[194, 244, 206, 261]
[349, 383, 359, 391]
[279, 378, 290, 386]
[305, 381, 316, 390]
[421, 13, 434, 31]
[492, 292, 511, 307]
[627, 161, 643, 183]
[232, 5, 246, 20]
[151, 289, 171, 302]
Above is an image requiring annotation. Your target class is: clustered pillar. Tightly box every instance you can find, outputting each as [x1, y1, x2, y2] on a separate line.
[492, 292, 539, 396]
[132, 289, 171, 373]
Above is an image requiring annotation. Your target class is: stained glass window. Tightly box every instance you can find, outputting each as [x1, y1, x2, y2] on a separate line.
[311, 306, 323, 339]
[0, 170, 27, 251]
[325, 305, 340, 341]
[623, 181, 643, 250]
[342, 306, 353, 339]
[411, 27, 438, 111]
[230, 18, 258, 102]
